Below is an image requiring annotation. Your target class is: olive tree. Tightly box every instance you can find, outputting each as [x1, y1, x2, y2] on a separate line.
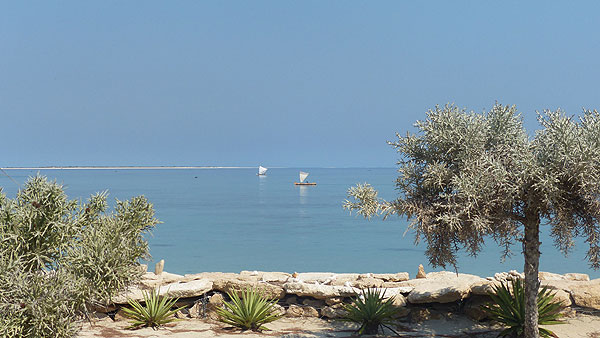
[343, 103, 600, 338]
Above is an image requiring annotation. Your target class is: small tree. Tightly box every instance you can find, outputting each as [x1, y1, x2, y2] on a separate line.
[343, 103, 600, 338]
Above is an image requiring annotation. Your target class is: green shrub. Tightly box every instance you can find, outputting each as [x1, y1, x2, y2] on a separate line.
[0, 257, 82, 338]
[121, 288, 181, 330]
[481, 279, 565, 338]
[0, 175, 159, 337]
[340, 288, 401, 335]
[63, 194, 156, 306]
[216, 287, 282, 331]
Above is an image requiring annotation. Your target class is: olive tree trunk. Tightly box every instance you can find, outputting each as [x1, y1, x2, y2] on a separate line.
[523, 213, 541, 338]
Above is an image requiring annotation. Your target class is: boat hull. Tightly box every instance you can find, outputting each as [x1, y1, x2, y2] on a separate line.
[294, 182, 316, 185]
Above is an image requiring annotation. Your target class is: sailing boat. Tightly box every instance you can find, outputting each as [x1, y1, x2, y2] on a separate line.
[294, 171, 316, 185]
[257, 166, 268, 176]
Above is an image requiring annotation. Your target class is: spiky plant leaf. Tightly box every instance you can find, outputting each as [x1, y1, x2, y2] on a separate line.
[121, 288, 181, 330]
[340, 288, 401, 335]
[215, 287, 282, 331]
[481, 279, 565, 338]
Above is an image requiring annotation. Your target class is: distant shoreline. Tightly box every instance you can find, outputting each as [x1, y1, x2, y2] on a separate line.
[2, 166, 394, 170]
[2, 166, 254, 170]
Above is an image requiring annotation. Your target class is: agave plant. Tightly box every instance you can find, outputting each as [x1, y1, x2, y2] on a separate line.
[340, 288, 401, 335]
[121, 288, 181, 330]
[481, 279, 564, 337]
[215, 287, 282, 331]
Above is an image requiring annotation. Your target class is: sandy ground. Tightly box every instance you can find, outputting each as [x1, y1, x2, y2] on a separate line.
[76, 313, 600, 338]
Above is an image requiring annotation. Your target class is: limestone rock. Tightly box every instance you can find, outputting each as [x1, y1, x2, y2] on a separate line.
[551, 289, 572, 307]
[321, 305, 346, 319]
[416, 264, 426, 279]
[283, 281, 359, 299]
[470, 280, 502, 296]
[372, 273, 410, 282]
[272, 303, 286, 316]
[208, 293, 224, 310]
[154, 259, 164, 275]
[297, 273, 359, 285]
[159, 279, 213, 299]
[240, 270, 292, 283]
[568, 279, 600, 310]
[388, 293, 407, 307]
[182, 272, 252, 283]
[286, 304, 305, 317]
[325, 297, 344, 306]
[352, 277, 383, 289]
[375, 287, 414, 297]
[564, 273, 590, 281]
[188, 302, 202, 318]
[112, 279, 213, 304]
[539, 271, 589, 281]
[406, 271, 484, 304]
[492, 270, 523, 282]
[139, 271, 184, 289]
[213, 279, 285, 299]
[303, 306, 319, 317]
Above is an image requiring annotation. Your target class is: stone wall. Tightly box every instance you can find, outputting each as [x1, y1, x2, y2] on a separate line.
[100, 266, 600, 322]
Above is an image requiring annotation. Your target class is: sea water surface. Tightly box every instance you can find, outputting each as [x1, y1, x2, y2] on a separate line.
[1, 168, 597, 278]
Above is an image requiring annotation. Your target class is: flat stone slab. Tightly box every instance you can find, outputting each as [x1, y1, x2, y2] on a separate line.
[406, 271, 485, 304]
[182, 272, 250, 283]
[568, 279, 600, 310]
[283, 281, 360, 299]
[138, 271, 184, 288]
[112, 279, 213, 304]
[372, 273, 410, 282]
[240, 270, 292, 283]
[213, 278, 286, 299]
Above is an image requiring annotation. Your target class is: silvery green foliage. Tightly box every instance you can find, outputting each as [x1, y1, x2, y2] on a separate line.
[0, 255, 87, 338]
[0, 176, 79, 271]
[344, 103, 600, 270]
[64, 194, 158, 306]
[0, 175, 159, 337]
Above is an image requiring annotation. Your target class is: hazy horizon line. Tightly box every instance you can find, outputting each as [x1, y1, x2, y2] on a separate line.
[1, 165, 396, 170]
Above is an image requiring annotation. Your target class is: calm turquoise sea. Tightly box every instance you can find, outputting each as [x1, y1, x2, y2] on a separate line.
[1, 168, 598, 278]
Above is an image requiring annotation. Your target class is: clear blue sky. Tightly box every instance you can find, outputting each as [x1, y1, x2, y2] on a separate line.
[1, 1, 599, 167]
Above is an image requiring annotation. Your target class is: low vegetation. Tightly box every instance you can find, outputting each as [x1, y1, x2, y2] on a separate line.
[0, 175, 159, 338]
[340, 288, 401, 335]
[122, 288, 181, 330]
[216, 287, 282, 331]
[481, 279, 565, 338]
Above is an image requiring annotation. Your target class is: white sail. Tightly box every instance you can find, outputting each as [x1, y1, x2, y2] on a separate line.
[258, 166, 268, 175]
[299, 171, 309, 183]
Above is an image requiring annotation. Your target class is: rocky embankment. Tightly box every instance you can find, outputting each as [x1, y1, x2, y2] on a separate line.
[97, 263, 600, 323]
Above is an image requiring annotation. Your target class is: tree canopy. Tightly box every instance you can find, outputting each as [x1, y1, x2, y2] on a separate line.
[344, 103, 600, 271]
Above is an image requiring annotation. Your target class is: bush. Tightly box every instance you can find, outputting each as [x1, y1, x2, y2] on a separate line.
[340, 288, 401, 335]
[481, 279, 565, 338]
[0, 257, 82, 338]
[0, 175, 159, 337]
[216, 287, 282, 331]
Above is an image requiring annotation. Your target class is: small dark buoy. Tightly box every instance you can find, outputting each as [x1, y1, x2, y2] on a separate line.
[194, 176, 198, 178]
